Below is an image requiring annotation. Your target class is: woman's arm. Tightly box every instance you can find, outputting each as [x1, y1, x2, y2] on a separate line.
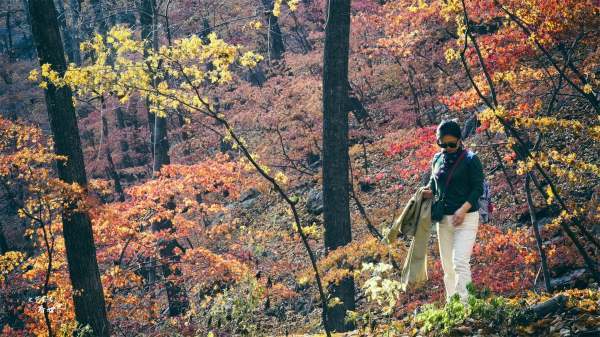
[426, 153, 440, 194]
[428, 171, 436, 194]
[465, 153, 484, 210]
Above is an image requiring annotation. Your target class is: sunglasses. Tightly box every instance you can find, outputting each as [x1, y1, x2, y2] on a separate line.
[437, 141, 458, 148]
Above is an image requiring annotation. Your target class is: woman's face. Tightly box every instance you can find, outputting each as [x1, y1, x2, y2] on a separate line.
[439, 135, 460, 153]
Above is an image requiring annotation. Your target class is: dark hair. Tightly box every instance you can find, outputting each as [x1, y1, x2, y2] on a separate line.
[436, 119, 462, 140]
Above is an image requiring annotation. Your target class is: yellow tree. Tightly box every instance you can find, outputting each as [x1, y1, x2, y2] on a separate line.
[31, 17, 334, 335]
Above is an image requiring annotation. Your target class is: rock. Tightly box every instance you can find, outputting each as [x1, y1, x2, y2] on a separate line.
[543, 234, 564, 246]
[359, 180, 375, 192]
[528, 294, 568, 321]
[306, 188, 323, 215]
[550, 268, 587, 290]
[204, 211, 224, 227]
[240, 198, 256, 209]
[517, 206, 560, 225]
[306, 152, 320, 169]
[239, 188, 260, 209]
[292, 297, 311, 316]
[454, 325, 472, 334]
[240, 188, 260, 202]
[559, 328, 571, 336]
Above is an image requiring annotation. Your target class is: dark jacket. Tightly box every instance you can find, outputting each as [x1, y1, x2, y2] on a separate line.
[427, 148, 484, 214]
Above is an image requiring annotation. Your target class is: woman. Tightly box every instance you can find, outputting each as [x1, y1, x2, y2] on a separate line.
[422, 119, 484, 303]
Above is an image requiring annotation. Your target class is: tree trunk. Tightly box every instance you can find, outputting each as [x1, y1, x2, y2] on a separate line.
[27, 1, 110, 336]
[261, 0, 285, 60]
[5, 9, 14, 61]
[89, 0, 108, 34]
[152, 115, 170, 173]
[322, 0, 355, 332]
[66, 0, 83, 64]
[139, 2, 184, 316]
[101, 111, 125, 201]
[54, 0, 80, 65]
[139, 0, 170, 174]
[151, 198, 189, 316]
[113, 107, 134, 167]
[525, 174, 552, 292]
[0, 221, 9, 254]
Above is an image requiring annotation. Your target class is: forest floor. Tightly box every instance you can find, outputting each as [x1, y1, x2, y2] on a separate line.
[225, 126, 600, 337]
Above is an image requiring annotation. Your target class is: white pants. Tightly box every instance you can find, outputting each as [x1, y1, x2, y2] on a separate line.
[436, 211, 479, 303]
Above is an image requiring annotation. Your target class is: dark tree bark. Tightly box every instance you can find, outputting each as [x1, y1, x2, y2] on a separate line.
[152, 114, 170, 173]
[54, 0, 80, 65]
[322, 0, 355, 332]
[151, 197, 189, 316]
[261, 0, 285, 60]
[5, 8, 15, 60]
[113, 106, 134, 167]
[0, 221, 9, 254]
[27, 1, 110, 336]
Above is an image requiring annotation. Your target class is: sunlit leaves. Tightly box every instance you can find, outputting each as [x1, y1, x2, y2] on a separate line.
[29, 26, 263, 119]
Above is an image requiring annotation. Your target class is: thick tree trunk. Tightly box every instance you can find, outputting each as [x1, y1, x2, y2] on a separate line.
[261, 0, 285, 60]
[322, 0, 355, 332]
[27, 1, 110, 336]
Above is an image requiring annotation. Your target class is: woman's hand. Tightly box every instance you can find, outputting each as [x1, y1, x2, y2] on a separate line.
[423, 188, 433, 199]
[452, 202, 471, 226]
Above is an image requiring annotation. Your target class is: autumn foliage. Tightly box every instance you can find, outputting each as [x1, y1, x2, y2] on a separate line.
[1, 0, 599, 336]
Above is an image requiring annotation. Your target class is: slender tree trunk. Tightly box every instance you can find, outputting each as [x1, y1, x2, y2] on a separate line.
[525, 174, 552, 292]
[261, 0, 285, 60]
[66, 0, 82, 64]
[89, 0, 108, 34]
[54, 0, 80, 65]
[27, 1, 110, 336]
[139, 0, 170, 173]
[403, 66, 423, 127]
[5, 9, 14, 61]
[139, 1, 184, 316]
[322, 0, 355, 332]
[151, 198, 189, 316]
[152, 115, 170, 173]
[0, 221, 9, 254]
[113, 106, 134, 167]
[101, 107, 125, 201]
[290, 11, 312, 53]
[140, 0, 155, 149]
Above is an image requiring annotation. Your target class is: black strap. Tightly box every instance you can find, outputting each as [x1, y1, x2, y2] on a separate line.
[433, 149, 467, 200]
[444, 149, 467, 188]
